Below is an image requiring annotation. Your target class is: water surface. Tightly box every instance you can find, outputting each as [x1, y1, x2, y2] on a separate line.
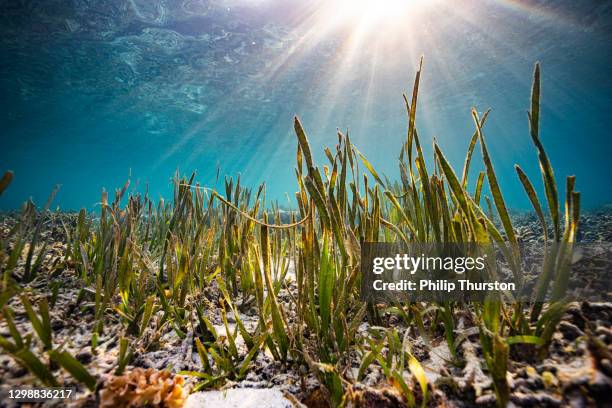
[1, 0, 611, 210]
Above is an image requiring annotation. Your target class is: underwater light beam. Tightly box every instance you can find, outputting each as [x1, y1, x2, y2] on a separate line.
[173, 0, 559, 188]
[327, 0, 432, 26]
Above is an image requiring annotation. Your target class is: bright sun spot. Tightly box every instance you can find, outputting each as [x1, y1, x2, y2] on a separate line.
[326, 0, 433, 28]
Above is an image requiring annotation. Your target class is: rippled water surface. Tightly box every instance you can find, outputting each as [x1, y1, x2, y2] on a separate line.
[1, 0, 611, 210]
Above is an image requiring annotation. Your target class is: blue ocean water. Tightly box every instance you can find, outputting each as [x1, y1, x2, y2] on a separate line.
[1, 0, 611, 211]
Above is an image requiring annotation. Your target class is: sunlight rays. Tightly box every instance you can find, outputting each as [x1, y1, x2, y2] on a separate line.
[156, 0, 571, 197]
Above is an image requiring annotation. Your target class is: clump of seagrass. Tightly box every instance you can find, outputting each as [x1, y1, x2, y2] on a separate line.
[99, 368, 186, 408]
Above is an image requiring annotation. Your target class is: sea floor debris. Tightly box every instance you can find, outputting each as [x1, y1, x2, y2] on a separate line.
[0, 212, 610, 407]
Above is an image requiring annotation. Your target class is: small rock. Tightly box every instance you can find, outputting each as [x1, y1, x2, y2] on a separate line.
[511, 391, 561, 407]
[537, 364, 558, 375]
[595, 326, 612, 343]
[600, 358, 612, 376]
[512, 378, 528, 390]
[9, 364, 28, 378]
[51, 319, 65, 331]
[184, 388, 301, 408]
[558, 321, 583, 341]
[589, 370, 612, 400]
[76, 350, 93, 365]
[475, 393, 497, 406]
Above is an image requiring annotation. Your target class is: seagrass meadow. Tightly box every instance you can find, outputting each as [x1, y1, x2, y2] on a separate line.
[1, 62, 611, 408]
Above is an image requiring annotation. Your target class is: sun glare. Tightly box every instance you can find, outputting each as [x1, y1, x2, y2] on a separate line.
[326, 0, 432, 28]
